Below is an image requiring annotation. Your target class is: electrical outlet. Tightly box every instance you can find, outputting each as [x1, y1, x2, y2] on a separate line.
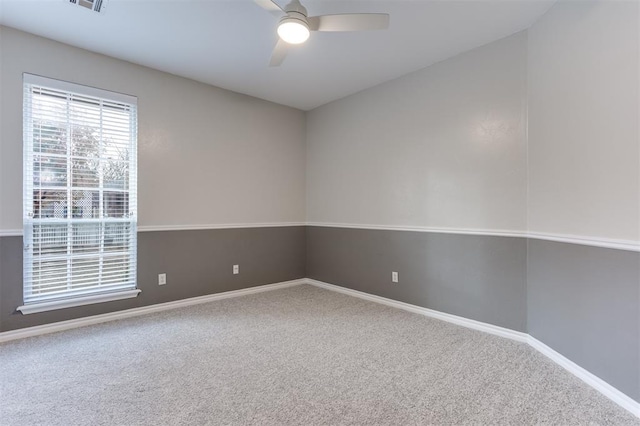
[392, 271, 399, 283]
[233, 265, 239, 275]
[158, 273, 167, 285]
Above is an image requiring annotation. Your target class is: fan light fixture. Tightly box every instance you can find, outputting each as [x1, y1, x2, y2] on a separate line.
[255, 0, 390, 66]
[277, 18, 310, 44]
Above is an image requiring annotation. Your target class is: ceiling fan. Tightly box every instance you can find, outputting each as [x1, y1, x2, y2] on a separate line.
[255, 0, 390, 67]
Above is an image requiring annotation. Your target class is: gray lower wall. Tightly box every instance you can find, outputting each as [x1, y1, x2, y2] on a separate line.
[0, 226, 306, 332]
[306, 226, 528, 332]
[527, 239, 640, 402]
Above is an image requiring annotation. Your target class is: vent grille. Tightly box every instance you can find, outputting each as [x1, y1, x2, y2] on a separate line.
[67, 0, 107, 13]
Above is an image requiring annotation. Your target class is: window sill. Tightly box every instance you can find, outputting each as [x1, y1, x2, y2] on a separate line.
[17, 289, 141, 315]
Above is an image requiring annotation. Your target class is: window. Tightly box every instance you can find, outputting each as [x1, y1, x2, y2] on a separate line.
[20, 74, 139, 314]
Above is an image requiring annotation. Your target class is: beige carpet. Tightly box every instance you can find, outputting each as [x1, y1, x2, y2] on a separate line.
[1, 284, 638, 425]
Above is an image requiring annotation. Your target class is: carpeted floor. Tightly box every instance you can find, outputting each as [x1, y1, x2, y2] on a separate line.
[0, 284, 638, 425]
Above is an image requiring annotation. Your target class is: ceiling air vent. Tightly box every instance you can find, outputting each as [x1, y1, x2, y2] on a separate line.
[67, 0, 107, 14]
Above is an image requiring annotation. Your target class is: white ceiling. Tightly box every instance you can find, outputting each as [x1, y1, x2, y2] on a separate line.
[0, 0, 554, 110]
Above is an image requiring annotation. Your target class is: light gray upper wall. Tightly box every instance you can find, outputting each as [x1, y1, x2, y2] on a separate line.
[527, 0, 640, 242]
[305, 31, 528, 232]
[0, 25, 306, 232]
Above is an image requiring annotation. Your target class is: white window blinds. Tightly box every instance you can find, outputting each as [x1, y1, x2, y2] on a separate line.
[23, 74, 138, 306]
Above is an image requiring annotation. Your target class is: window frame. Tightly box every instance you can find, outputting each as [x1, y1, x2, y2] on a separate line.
[18, 74, 140, 314]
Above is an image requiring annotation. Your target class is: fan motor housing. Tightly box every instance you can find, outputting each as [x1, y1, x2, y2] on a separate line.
[279, 11, 309, 28]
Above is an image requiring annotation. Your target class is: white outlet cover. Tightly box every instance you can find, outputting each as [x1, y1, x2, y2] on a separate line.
[158, 273, 167, 285]
[392, 272, 399, 283]
[233, 265, 239, 275]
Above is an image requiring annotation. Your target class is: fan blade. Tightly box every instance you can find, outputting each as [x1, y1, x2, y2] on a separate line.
[269, 39, 289, 67]
[254, 0, 284, 16]
[308, 13, 389, 32]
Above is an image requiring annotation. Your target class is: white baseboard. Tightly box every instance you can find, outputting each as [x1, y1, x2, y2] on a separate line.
[305, 279, 529, 343]
[0, 279, 305, 343]
[305, 279, 640, 419]
[527, 336, 640, 417]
